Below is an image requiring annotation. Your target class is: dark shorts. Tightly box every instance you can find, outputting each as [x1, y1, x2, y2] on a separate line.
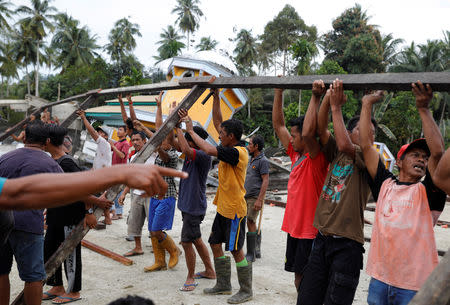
[208, 213, 246, 252]
[0, 230, 46, 282]
[297, 232, 364, 305]
[181, 212, 205, 243]
[285, 234, 314, 274]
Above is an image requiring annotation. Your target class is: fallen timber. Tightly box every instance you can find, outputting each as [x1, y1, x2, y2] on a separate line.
[81, 240, 133, 266]
[2, 71, 449, 142]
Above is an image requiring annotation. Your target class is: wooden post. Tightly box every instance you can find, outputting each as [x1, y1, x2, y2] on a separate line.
[81, 240, 133, 266]
[10, 86, 207, 305]
[409, 248, 450, 305]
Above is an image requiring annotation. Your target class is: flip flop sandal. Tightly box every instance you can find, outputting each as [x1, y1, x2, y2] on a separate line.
[179, 282, 198, 292]
[42, 291, 58, 300]
[51, 296, 81, 304]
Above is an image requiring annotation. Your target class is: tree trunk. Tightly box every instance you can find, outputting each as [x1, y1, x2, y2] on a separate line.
[298, 89, 302, 116]
[248, 98, 251, 119]
[187, 32, 190, 51]
[26, 65, 30, 95]
[35, 40, 40, 97]
[283, 51, 286, 76]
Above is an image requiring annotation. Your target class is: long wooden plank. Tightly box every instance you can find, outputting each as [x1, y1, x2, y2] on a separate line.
[409, 247, 450, 305]
[179, 72, 450, 91]
[10, 86, 208, 305]
[0, 90, 98, 141]
[81, 240, 133, 266]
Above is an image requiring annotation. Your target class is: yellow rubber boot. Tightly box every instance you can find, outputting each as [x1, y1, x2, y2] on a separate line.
[144, 237, 167, 272]
[160, 234, 180, 269]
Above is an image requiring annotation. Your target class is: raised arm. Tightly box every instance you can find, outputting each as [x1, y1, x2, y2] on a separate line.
[317, 90, 331, 145]
[211, 89, 222, 134]
[329, 79, 355, 158]
[185, 115, 217, 157]
[155, 92, 163, 130]
[413, 81, 444, 175]
[108, 139, 126, 159]
[175, 109, 195, 159]
[76, 109, 99, 141]
[302, 80, 326, 158]
[118, 94, 129, 124]
[272, 88, 291, 150]
[133, 119, 154, 139]
[0, 164, 188, 210]
[127, 94, 138, 122]
[360, 91, 385, 180]
[433, 147, 450, 194]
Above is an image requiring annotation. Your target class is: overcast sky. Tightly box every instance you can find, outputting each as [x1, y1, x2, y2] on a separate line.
[12, 0, 450, 73]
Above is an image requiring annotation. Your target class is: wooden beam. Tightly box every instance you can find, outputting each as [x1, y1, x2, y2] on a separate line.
[59, 95, 96, 128]
[10, 86, 208, 305]
[409, 248, 450, 305]
[81, 240, 133, 266]
[179, 72, 450, 91]
[0, 89, 100, 141]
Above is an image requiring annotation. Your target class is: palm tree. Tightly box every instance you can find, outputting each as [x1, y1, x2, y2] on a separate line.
[0, 41, 19, 97]
[233, 29, 257, 75]
[105, 17, 141, 62]
[172, 0, 203, 51]
[51, 13, 99, 72]
[154, 25, 185, 62]
[9, 27, 37, 95]
[0, 0, 13, 32]
[16, 0, 57, 97]
[195, 36, 218, 51]
[381, 33, 404, 71]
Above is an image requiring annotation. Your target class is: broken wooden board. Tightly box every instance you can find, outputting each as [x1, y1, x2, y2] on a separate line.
[81, 240, 133, 266]
[179, 72, 450, 91]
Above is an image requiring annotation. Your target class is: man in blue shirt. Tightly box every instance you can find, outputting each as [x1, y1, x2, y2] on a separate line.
[0, 121, 63, 305]
[173, 111, 215, 291]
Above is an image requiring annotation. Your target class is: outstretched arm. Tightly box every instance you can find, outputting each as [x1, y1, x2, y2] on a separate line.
[211, 89, 222, 134]
[272, 88, 291, 150]
[0, 164, 188, 210]
[302, 80, 326, 158]
[433, 147, 450, 194]
[317, 90, 331, 145]
[133, 119, 154, 139]
[413, 81, 444, 175]
[329, 80, 355, 158]
[77, 109, 99, 141]
[360, 91, 385, 180]
[118, 94, 129, 124]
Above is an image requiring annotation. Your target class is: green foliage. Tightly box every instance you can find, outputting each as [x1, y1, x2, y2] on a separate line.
[119, 66, 150, 87]
[154, 25, 185, 62]
[40, 57, 110, 101]
[172, 0, 203, 50]
[316, 60, 347, 75]
[233, 29, 258, 76]
[109, 54, 144, 88]
[320, 4, 384, 73]
[105, 17, 142, 62]
[290, 38, 318, 75]
[195, 36, 218, 51]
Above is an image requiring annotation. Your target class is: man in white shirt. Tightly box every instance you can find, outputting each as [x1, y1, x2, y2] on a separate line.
[77, 110, 113, 224]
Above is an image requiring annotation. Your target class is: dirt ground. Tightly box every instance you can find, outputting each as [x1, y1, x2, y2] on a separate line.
[9, 192, 450, 305]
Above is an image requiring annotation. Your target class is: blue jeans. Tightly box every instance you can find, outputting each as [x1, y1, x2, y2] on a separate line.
[367, 278, 417, 305]
[0, 230, 46, 282]
[112, 190, 124, 215]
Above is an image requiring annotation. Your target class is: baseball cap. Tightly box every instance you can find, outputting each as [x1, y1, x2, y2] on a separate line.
[396, 138, 430, 160]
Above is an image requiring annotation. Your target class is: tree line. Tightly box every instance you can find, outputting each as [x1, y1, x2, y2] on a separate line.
[0, 0, 448, 152]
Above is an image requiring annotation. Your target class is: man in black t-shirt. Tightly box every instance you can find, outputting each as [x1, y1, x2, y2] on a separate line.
[43, 125, 112, 303]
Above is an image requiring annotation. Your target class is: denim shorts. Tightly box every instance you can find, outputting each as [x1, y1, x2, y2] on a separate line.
[0, 230, 46, 282]
[148, 197, 176, 232]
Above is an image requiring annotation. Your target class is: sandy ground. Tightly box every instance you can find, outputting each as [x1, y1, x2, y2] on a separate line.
[8, 192, 450, 305]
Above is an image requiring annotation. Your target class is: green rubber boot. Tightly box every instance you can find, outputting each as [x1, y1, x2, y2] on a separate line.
[255, 232, 261, 259]
[204, 256, 232, 295]
[227, 262, 253, 304]
[245, 232, 256, 262]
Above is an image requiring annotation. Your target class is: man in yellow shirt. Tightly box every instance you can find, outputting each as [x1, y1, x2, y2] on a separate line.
[181, 88, 251, 304]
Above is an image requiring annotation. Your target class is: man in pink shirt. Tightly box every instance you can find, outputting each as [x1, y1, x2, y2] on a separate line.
[360, 81, 446, 305]
[109, 125, 131, 219]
